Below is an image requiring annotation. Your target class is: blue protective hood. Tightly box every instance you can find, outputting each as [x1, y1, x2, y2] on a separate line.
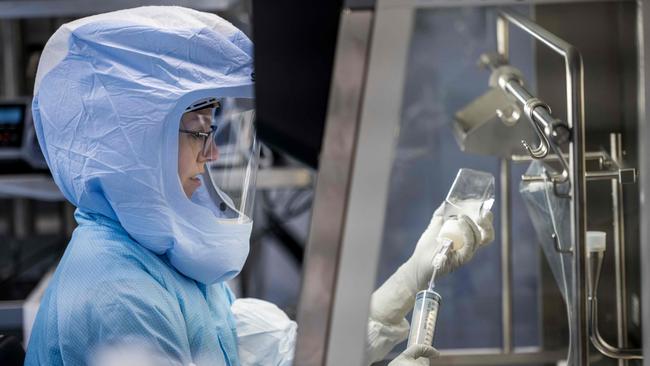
[32, 6, 254, 284]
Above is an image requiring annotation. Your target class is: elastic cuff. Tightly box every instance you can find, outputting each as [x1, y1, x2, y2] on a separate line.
[366, 317, 410, 364]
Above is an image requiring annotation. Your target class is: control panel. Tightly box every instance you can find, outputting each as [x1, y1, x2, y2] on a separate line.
[0, 104, 25, 148]
[0, 99, 47, 170]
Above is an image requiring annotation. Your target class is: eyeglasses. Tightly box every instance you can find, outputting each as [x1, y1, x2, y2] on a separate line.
[179, 125, 217, 157]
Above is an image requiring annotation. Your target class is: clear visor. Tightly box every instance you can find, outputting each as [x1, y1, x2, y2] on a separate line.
[182, 97, 259, 223]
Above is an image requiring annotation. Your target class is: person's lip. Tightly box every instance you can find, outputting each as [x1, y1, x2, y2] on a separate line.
[189, 174, 202, 187]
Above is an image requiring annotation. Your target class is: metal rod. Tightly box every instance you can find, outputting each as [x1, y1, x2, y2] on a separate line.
[1, 20, 21, 97]
[522, 170, 620, 182]
[496, 15, 513, 357]
[498, 10, 589, 365]
[499, 10, 574, 63]
[511, 151, 605, 162]
[434, 349, 567, 365]
[610, 133, 629, 366]
[636, 3, 650, 365]
[588, 171, 625, 181]
[590, 298, 643, 360]
[500, 158, 513, 353]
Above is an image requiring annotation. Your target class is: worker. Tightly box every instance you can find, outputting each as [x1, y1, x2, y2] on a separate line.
[24, 6, 493, 366]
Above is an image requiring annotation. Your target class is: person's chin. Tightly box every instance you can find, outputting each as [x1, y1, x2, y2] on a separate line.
[184, 178, 201, 198]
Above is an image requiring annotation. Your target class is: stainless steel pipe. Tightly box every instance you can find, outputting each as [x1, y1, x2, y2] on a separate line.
[611, 133, 630, 366]
[587, 249, 642, 360]
[500, 158, 513, 353]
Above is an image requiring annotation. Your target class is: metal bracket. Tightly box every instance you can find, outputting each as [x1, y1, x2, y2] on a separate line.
[520, 149, 637, 192]
[521, 99, 553, 160]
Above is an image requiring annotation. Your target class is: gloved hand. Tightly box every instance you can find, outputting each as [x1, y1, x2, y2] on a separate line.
[410, 210, 495, 291]
[370, 205, 493, 324]
[387, 344, 439, 366]
[366, 204, 494, 364]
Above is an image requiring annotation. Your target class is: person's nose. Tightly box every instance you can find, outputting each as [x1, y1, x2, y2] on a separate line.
[199, 139, 219, 162]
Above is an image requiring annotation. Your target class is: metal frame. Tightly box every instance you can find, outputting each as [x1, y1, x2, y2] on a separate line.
[295, 1, 418, 365]
[461, 8, 642, 364]
[327, 2, 414, 365]
[294, 9, 375, 366]
[325, 2, 416, 364]
[495, 10, 588, 364]
[637, 2, 650, 366]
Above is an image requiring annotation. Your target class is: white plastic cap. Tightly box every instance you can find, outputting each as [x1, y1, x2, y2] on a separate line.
[439, 220, 466, 250]
[586, 231, 606, 253]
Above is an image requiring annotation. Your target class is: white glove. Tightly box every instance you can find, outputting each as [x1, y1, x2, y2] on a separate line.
[366, 204, 494, 364]
[387, 344, 439, 366]
[231, 298, 296, 366]
[424, 211, 494, 283]
[366, 317, 410, 365]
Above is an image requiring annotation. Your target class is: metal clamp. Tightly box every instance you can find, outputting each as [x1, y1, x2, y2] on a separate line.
[482, 58, 571, 188]
[520, 99, 553, 160]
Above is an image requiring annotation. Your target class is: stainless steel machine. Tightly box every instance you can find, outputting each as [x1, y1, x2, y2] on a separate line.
[279, 1, 650, 365]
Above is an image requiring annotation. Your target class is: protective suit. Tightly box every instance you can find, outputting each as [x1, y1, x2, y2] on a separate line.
[25, 6, 255, 365]
[26, 211, 240, 365]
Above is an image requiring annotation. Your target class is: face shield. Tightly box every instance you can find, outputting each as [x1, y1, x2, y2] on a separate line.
[182, 97, 260, 223]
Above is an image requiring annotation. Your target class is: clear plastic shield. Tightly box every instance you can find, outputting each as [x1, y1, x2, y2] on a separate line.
[182, 97, 260, 223]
